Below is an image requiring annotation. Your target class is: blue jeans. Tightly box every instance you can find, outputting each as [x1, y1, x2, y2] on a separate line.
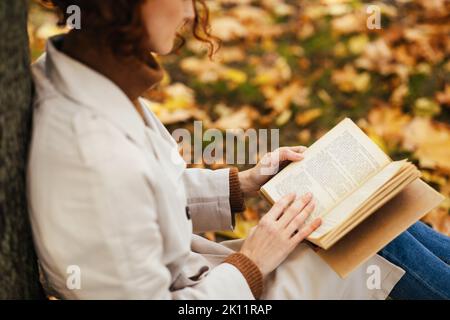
[378, 221, 450, 299]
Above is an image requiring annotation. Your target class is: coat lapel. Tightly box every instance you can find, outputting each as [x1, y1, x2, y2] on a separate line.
[44, 35, 147, 149]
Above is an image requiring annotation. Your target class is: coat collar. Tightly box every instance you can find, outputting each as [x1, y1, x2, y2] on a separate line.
[42, 35, 155, 147]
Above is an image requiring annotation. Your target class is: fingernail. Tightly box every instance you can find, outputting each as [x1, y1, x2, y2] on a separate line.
[290, 151, 303, 159]
[305, 192, 313, 199]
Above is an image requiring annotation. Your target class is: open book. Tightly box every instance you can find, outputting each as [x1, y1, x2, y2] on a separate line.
[260, 118, 444, 277]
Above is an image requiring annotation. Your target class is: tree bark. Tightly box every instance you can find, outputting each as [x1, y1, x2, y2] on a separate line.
[0, 0, 44, 299]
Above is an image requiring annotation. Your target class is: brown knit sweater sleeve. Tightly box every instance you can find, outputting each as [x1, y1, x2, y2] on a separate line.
[226, 169, 262, 298]
[223, 253, 263, 299]
[229, 167, 245, 213]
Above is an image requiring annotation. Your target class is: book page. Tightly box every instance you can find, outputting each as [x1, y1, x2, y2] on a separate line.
[261, 118, 391, 227]
[317, 179, 444, 278]
[307, 160, 408, 240]
[321, 166, 420, 247]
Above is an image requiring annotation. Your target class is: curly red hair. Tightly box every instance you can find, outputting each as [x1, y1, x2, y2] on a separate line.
[39, 0, 220, 59]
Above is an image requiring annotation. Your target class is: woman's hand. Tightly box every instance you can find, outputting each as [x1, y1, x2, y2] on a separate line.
[239, 192, 321, 277]
[238, 146, 307, 197]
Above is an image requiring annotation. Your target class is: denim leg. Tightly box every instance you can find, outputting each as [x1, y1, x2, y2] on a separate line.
[407, 221, 450, 264]
[378, 230, 450, 299]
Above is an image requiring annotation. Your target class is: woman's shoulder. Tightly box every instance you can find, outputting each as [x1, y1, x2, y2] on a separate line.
[29, 45, 157, 173]
[30, 97, 144, 169]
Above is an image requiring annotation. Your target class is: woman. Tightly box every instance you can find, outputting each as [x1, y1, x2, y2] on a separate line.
[28, 0, 450, 299]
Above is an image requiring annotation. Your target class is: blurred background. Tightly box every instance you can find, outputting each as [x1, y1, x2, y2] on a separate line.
[28, 0, 450, 239]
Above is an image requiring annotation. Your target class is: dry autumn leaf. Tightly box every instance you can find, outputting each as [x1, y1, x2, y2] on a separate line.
[403, 118, 450, 173]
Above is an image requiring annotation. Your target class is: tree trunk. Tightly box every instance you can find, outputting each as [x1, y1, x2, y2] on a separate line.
[0, 0, 44, 299]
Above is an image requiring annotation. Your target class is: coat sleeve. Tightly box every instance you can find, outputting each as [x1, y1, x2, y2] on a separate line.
[140, 105, 241, 233]
[142, 105, 243, 232]
[171, 263, 255, 299]
[182, 168, 237, 233]
[66, 114, 254, 299]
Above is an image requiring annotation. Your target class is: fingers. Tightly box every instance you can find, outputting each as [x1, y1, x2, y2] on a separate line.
[259, 146, 307, 176]
[289, 146, 307, 153]
[278, 192, 313, 227]
[285, 198, 316, 235]
[265, 193, 296, 221]
[258, 152, 280, 176]
[269, 146, 307, 163]
[291, 218, 322, 244]
[277, 147, 305, 162]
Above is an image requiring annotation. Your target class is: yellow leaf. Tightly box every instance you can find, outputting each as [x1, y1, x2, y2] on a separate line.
[221, 68, 248, 85]
[422, 207, 450, 236]
[367, 131, 389, 154]
[217, 214, 258, 239]
[332, 65, 370, 92]
[266, 82, 302, 112]
[403, 118, 450, 173]
[348, 34, 369, 55]
[367, 106, 411, 146]
[414, 98, 441, 117]
[295, 108, 322, 126]
[214, 105, 258, 130]
[276, 109, 292, 126]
